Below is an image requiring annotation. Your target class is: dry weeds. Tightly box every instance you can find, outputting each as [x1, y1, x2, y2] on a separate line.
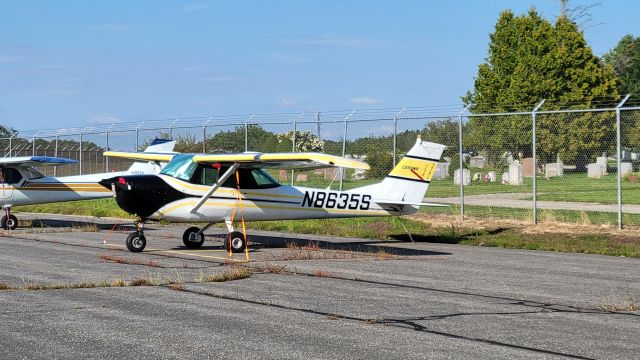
[196, 266, 253, 283]
[600, 297, 639, 312]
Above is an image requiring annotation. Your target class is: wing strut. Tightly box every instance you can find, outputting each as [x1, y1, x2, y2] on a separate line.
[190, 163, 239, 214]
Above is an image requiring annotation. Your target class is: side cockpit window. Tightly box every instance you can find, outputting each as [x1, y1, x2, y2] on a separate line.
[0, 168, 23, 184]
[189, 164, 280, 189]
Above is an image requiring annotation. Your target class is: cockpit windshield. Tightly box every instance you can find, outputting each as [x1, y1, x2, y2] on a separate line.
[161, 154, 280, 189]
[160, 154, 198, 181]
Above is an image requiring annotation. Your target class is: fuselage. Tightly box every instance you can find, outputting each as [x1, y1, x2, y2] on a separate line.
[102, 173, 409, 223]
[0, 168, 151, 207]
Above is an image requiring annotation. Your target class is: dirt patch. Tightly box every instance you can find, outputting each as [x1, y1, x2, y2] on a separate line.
[409, 213, 640, 240]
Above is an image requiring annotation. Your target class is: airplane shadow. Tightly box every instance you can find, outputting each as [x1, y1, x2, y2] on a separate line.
[243, 233, 452, 257]
[389, 227, 510, 244]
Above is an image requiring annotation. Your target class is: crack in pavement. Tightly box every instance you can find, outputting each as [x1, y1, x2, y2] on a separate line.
[167, 284, 596, 360]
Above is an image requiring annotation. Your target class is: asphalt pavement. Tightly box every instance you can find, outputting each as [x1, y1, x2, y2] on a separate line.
[0, 218, 638, 359]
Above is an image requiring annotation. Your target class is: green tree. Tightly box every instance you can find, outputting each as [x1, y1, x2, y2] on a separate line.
[604, 35, 640, 95]
[464, 9, 619, 163]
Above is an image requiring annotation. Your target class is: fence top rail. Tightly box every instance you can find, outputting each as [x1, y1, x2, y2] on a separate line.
[7, 103, 640, 140]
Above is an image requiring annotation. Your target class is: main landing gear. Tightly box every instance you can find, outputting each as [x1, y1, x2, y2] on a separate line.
[181, 221, 247, 252]
[122, 219, 247, 253]
[1, 206, 18, 230]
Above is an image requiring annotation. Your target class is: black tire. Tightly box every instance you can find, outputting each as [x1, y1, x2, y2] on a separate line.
[1, 214, 17, 230]
[126, 232, 146, 253]
[182, 227, 204, 249]
[225, 231, 246, 253]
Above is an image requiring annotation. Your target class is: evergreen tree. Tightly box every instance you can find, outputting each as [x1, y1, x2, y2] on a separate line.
[464, 9, 619, 163]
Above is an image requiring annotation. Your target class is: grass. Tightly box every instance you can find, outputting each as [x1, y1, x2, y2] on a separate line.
[196, 266, 253, 283]
[0, 266, 254, 292]
[15, 198, 133, 219]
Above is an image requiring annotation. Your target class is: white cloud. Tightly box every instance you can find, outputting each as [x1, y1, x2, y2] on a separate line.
[90, 24, 132, 32]
[350, 97, 384, 105]
[183, 3, 209, 12]
[277, 97, 299, 107]
[89, 115, 122, 125]
[289, 35, 388, 48]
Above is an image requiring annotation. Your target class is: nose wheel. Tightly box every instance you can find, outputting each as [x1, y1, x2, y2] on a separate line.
[126, 220, 147, 252]
[1, 214, 17, 230]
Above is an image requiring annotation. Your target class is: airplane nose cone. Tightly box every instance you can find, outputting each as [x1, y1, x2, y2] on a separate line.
[100, 175, 186, 218]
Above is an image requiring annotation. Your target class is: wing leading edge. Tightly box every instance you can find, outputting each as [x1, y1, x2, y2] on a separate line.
[192, 152, 370, 170]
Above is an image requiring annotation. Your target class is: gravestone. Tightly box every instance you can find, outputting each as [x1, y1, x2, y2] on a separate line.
[432, 162, 450, 180]
[596, 156, 608, 175]
[620, 162, 634, 177]
[545, 162, 564, 178]
[278, 169, 288, 182]
[453, 169, 471, 186]
[351, 169, 366, 180]
[487, 171, 497, 182]
[522, 157, 541, 177]
[324, 168, 346, 181]
[508, 161, 523, 186]
[469, 155, 486, 168]
[295, 174, 308, 182]
[622, 149, 632, 162]
[501, 172, 509, 184]
[587, 163, 604, 179]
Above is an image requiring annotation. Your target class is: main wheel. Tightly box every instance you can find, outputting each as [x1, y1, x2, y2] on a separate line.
[182, 227, 205, 249]
[1, 214, 18, 230]
[126, 232, 146, 252]
[225, 231, 247, 253]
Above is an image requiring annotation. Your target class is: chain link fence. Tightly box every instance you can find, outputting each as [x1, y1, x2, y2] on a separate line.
[6, 103, 640, 228]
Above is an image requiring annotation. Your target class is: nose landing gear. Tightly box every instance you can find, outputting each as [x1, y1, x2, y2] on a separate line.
[1, 205, 18, 230]
[126, 220, 147, 252]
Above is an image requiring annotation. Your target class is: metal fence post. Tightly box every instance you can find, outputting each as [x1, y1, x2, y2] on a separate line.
[245, 115, 254, 152]
[8, 135, 12, 157]
[340, 111, 355, 191]
[458, 105, 471, 221]
[54, 136, 59, 177]
[291, 115, 298, 186]
[616, 94, 631, 230]
[531, 99, 546, 225]
[316, 112, 321, 139]
[105, 130, 110, 172]
[79, 132, 83, 175]
[203, 117, 211, 153]
[135, 129, 139, 151]
[392, 108, 405, 167]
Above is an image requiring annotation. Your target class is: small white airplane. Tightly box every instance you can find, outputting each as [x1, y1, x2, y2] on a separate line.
[100, 137, 446, 253]
[0, 139, 176, 230]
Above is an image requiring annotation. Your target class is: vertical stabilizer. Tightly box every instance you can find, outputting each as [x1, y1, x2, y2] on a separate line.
[372, 137, 445, 204]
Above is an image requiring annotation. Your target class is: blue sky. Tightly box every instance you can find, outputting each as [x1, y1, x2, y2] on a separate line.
[1, 0, 638, 132]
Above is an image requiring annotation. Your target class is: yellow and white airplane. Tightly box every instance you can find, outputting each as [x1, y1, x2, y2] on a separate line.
[0, 139, 176, 230]
[100, 137, 446, 253]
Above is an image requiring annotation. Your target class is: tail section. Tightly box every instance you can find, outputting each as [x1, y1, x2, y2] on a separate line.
[368, 137, 446, 205]
[126, 139, 177, 174]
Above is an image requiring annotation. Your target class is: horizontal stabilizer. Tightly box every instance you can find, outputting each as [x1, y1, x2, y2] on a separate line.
[103, 151, 176, 162]
[373, 199, 449, 207]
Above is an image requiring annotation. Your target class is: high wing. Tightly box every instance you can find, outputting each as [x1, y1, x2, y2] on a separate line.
[0, 156, 78, 167]
[102, 152, 176, 162]
[192, 152, 370, 170]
